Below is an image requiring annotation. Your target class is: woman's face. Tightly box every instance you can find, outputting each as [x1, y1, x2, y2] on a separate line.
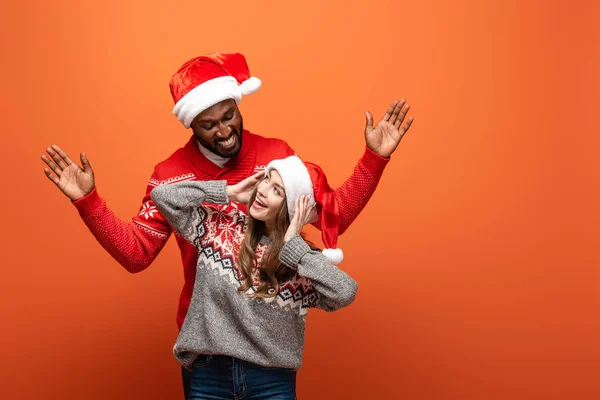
[249, 170, 285, 225]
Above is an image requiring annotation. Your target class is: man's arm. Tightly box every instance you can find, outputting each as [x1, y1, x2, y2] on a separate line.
[316, 99, 414, 234]
[329, 147, 390, 235]
[74, 184, 172, 273]
[42, 145, 172, 273]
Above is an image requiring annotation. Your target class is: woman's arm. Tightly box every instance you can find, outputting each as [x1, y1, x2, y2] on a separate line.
[279, 235, 358, 311]
[150, 180, 228, 244]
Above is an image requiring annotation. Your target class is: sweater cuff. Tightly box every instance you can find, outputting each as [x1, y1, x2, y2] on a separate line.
[279, 235, 312, 270]
[205, 181, 229, 204]
[361, 146, 390, 176]
[72, 188, 104, 217]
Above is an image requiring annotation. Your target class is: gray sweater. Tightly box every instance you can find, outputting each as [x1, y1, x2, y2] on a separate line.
[150, 180, 358, 370]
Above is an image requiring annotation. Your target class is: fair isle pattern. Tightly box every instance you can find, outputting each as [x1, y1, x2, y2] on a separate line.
[149, 173, 196, 188]
[257, 280, 319, 316]
[194, 205, 317, 316]
[133, 220, 169, 239]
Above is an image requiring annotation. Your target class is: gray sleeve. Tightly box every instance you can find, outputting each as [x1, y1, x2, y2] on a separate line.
[150, 180, 228, 245]
[279, 235, 358, 311]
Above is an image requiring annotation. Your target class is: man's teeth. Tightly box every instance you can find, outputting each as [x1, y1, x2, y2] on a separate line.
[220, 136, 235, 147]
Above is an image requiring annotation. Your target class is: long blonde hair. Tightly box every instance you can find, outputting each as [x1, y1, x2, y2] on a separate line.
[237, 185, 297, 298]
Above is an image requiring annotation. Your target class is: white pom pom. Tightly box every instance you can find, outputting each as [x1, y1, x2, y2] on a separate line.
[239, 76, 261, 95]
[322, 248, 344, 264]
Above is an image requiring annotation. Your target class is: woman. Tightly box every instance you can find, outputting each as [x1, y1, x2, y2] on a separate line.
[150, 155, 357, 400]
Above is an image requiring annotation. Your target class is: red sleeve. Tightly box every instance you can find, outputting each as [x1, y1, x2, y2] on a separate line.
[313, 146, 390, 235]
[72, 175, 172, 273]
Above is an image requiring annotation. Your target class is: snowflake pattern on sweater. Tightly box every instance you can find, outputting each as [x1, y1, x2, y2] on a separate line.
[192, 203, 318, 316]
[150, 179, 359, 369]
[73, 131, 388, 330]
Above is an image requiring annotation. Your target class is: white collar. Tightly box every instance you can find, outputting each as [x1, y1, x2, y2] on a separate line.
[197, 140, 230, 168]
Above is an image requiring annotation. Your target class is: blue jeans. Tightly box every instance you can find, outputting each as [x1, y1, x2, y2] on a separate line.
[182, 365, 192, 399]
[183, 354, 297, 400]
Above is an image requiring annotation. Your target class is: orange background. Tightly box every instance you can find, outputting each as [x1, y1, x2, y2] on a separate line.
[1, 0, 599, 399]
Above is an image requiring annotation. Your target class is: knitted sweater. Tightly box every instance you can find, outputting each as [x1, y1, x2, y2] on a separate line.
[72, 130, 388, 329]
[150, 180, 358, 369]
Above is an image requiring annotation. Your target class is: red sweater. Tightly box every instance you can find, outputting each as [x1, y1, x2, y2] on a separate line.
[73, 130, 389, 329]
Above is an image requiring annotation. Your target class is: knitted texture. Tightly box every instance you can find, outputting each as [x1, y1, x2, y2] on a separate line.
[72, 129, 388, 329]
[150, 180, 358, 369]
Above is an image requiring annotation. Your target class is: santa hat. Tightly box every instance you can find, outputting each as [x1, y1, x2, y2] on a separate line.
[169, 53, 261, 128]
[265, 156, 343, 265]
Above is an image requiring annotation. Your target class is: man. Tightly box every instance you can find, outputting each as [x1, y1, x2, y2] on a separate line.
[41, 52, 413, 398]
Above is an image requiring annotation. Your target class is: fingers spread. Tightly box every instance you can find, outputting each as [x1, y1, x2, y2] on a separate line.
[364, 110, 374, 134]
[400, 117, 414, 135]
[391, 99, 403, 117]
[52, 145, 74, 165]
[382, 100, 398, 122]
[390, 100, 405, 124]
[42, 155, 62, 176]
[394, 103, 410, 129]
[43, 168, 59, 185]
[48, 146, 69, 170]
[80, 152, 92, 173]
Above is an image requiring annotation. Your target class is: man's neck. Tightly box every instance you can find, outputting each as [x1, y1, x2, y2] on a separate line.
[197, 141, 230, 168]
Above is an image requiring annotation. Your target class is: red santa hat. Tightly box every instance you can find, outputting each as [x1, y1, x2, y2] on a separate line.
[265, 156, 343, 265]
[169, 53, 261, 128]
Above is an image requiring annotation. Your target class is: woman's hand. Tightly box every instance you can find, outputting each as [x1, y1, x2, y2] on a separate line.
[284, 195, 317, 243]
[226, 171, 264, 204]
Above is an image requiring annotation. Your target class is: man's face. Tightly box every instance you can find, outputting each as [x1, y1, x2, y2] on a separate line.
[190, 99, 243, 158]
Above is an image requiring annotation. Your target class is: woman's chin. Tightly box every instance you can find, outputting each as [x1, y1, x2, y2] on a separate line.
[249, 208, 265, 221]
